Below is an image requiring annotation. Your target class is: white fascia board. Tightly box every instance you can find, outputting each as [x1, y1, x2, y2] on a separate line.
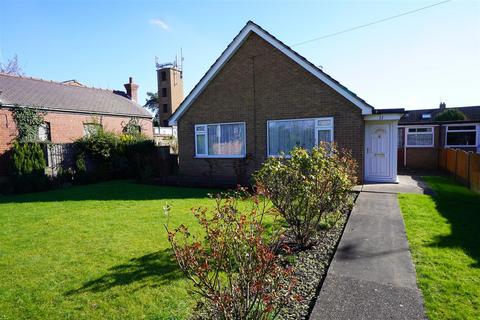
[169, 22, 373, 126]
[364, 113, 403, 121]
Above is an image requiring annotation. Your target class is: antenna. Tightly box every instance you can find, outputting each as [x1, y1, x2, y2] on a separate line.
[180, 48, 184, 78]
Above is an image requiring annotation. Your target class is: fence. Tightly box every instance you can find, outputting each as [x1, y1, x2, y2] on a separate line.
[438, 148, 480, 193]
[40, 143, 177, 178]
[41, 143, 76, 176]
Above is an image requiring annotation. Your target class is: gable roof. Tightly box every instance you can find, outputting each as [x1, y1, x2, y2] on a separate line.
[169, 21, 373, 125]
[400, 105, 480, 125]
[0, 73, 151, 118]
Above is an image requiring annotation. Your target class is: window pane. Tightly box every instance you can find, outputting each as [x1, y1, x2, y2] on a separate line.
[196, 134, 206, 155]
[318, 129, 331, 143]
[448, 126, 475, 131]
[317, 119, 331, 127]
[219, 123, 245, 155]
[84, 123, 101, 137]
[207, 123, 244, 155]
[268, 119, 315, 155]
[38, 123, 51, 141]
[207, 125, 219, 154]
[447, 131, 476, 146]
[407, 133, 433, 146]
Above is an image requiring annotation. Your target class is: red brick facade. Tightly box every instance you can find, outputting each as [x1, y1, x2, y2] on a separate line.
[0, 108, 152, 177]
[177, 33, 365, 184]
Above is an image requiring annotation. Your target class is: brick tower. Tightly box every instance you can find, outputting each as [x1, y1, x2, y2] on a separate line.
[156, 61, 184, 127]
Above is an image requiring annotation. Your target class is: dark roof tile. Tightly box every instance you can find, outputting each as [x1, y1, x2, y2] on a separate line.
[0, 73, 151, 118]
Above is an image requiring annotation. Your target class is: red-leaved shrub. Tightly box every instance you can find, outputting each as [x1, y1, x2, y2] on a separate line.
[165, 188, 297, 319]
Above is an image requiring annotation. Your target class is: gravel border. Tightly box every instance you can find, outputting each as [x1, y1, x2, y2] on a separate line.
[279, 195, 356, 320]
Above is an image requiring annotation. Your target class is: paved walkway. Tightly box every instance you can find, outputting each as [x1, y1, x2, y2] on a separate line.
[310, 176, 426, 320]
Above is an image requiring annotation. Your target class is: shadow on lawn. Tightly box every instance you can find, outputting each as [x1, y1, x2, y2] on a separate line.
[426, 176, 480, 268]
[65, 249, 184, 295]
[0, 180, 219, 204]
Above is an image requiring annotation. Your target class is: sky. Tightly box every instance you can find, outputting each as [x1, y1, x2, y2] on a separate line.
[1, 0, 479, 111]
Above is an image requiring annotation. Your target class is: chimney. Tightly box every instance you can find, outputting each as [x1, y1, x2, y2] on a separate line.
[439, 102, 446, 110]
[124, 77, 139, 103]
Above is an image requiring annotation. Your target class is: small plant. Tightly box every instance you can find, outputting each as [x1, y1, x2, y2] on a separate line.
[165, 188, 297, 319]
[254, 144, 357, 249]
[12, 106, 45, 142]
[435, 109, 466, 121]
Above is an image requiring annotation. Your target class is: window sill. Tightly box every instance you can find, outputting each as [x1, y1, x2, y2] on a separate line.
[195, 155, 246, 159]
[405, 145, 435, 148]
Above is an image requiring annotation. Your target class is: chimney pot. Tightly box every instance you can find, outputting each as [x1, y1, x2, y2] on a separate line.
[439, 102, 446, 110]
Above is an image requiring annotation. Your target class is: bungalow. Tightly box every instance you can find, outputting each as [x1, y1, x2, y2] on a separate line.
[0, 74, 152, 177]
[169, 21, 404, 184]
[398, 103, 480, 169]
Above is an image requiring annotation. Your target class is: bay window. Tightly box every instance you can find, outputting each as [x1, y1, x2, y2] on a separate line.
[267, 117, 333, 156]
[195, 122, 246, 157]
[406, 127, 434, 147]
[445, 125, 477, 147]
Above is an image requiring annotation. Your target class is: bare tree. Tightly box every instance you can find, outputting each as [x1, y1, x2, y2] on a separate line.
[0, 54, 24, 76]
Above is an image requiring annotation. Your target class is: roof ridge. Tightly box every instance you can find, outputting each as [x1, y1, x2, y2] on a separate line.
[0, 72, 115, 93]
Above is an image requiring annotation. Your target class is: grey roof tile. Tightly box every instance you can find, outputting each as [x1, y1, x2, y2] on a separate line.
[0, 73, 151, 118]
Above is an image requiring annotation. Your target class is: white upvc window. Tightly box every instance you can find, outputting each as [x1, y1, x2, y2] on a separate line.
[267, 117, 334, 157]
[194, 122, 246, 158]
[445, 124, 477, 147]
[406, 127, 434, 147]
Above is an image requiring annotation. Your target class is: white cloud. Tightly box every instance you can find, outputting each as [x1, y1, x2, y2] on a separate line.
[149, 18, 170, 30]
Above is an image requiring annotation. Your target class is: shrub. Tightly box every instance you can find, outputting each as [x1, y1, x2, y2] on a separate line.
[254, 144, 357, 249]
[73, 129, 158, 182]
[435, 109, 466, 121]
[11, 141, 48, 192]
[165, 189, 297, 319]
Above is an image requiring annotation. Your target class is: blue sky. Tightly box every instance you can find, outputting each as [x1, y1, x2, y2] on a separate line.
[1, 0, 479, 110]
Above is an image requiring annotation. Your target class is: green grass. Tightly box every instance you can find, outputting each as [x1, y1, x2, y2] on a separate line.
[398, 176, 480, 320]
[0, 181, 224, 320]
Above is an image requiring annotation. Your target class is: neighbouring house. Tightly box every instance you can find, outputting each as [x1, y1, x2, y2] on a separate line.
[398, 103, 480, 169]
[0, 74, 153, 178]
[169, 21, 404, 184]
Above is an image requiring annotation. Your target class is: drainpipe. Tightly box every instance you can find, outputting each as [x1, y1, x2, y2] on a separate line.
[404, 127, 407, 167]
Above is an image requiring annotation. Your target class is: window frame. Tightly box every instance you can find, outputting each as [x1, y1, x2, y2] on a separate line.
[266, 117, 334, 157]
[194, 121, 246, 158]
[445, 124, 478, 147]
[405, 126, 435, 148]
[83, 123, 102, 137]
[38, 122, 51, 142]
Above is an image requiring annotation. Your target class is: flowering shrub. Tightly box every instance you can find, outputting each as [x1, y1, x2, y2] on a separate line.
[165, 188, 297, 319]
[254, 144, 357, 249]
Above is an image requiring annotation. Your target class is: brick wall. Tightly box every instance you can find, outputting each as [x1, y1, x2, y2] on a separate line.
[0, 108, 152, 177]
[177, 33, 365, 184]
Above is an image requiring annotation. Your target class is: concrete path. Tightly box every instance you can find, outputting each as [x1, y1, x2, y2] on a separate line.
[310, 176, 426, 320]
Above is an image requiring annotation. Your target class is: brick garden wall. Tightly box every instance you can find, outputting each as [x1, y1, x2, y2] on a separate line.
[177, 33, 365, 184]
[0, 108, 152, 177]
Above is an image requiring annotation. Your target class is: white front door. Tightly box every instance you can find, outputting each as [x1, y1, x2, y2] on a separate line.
[365, 123, 393, 182]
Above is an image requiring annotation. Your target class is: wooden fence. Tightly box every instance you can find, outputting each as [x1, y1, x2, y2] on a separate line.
[438, 148, 480, 193]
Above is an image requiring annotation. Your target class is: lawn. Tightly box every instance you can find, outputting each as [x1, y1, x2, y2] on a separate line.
[0, 181, 222, 320]
[398, 176, 480, 320]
